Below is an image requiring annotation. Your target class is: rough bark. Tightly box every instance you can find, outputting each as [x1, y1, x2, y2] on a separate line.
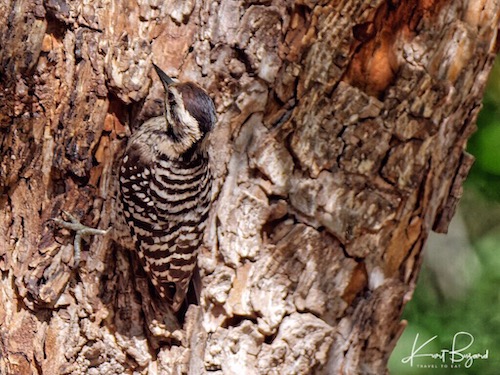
[0, 0, 498, 374]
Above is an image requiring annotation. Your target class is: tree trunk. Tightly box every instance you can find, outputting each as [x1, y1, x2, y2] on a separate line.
[0, 0, 497, 374]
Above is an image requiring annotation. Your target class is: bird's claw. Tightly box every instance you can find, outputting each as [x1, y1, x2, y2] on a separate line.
[52, 212, 109, 268]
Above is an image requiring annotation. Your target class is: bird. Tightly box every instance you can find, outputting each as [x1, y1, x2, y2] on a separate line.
[54, 64, 217, 312]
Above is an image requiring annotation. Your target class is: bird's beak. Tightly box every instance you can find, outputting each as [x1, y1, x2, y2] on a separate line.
[153, 63, 174, 89]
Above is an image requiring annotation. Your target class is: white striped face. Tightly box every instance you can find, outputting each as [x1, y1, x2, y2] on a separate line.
[152, 64, 217, 158]
[164, 86, 202, 149]
[159, 80, 217, 158]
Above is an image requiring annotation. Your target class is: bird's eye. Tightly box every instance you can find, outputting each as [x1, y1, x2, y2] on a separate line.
[168, 92, 176, 107]
[167, 282, 176, 296]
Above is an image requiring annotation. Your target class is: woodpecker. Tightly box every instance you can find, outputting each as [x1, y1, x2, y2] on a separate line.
[54, 64, 217, 312]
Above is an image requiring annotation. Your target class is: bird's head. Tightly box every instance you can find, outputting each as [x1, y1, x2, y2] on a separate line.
[153, 64, 217, 155]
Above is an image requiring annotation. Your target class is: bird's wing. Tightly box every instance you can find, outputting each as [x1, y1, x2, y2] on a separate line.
[119, 144, 178, 303]
[119, 144, 201, 311]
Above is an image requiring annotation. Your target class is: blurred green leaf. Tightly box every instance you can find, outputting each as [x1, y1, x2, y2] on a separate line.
[466, 56, 500, 200]
[472, 120, 500, 175]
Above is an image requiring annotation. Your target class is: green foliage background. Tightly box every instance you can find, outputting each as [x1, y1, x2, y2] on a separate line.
[389, 58, 500, 374]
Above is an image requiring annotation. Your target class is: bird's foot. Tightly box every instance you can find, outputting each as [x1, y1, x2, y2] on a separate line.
[52, 211, 109, 267]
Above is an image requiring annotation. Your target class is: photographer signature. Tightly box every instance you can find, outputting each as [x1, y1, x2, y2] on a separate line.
[401, 331, 489, 368]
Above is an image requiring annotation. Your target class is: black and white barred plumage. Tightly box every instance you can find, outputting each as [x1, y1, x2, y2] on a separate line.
[115, 64, 216, 312]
